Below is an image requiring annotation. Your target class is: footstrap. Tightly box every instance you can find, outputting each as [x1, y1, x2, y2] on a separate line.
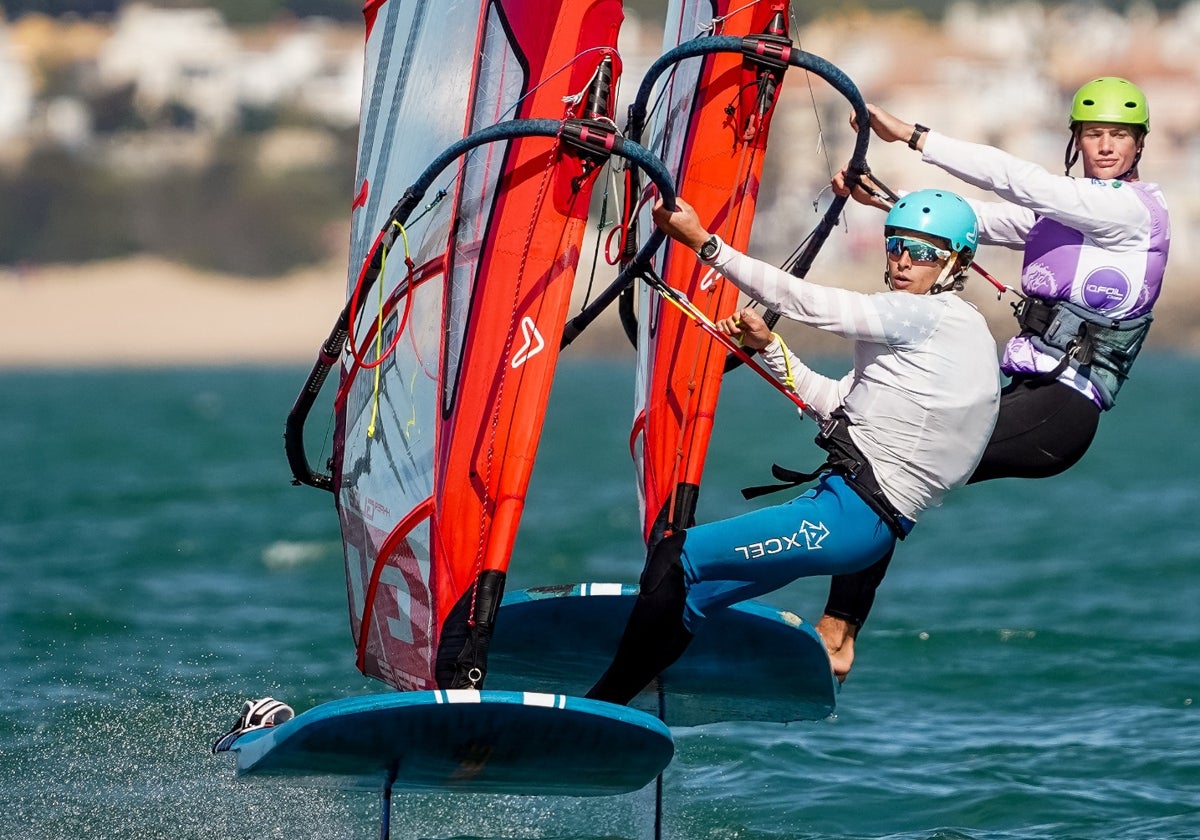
[211, 697, 295, 753]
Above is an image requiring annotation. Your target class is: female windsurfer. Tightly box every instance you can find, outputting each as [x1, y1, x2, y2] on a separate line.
[586, 190, 1001, 706]
[818, 77, 1171, 682]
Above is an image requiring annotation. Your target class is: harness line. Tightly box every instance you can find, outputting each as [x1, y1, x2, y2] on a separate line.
[644, 271, 813, 416]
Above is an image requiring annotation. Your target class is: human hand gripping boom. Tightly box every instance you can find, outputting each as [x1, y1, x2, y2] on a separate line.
[650, 197, 709, 251]
[831, 105, 1022, 299]
[715, 308, 774, 351]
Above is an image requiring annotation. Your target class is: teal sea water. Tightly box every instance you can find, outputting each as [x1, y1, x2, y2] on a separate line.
[2, 354, 1197, 840]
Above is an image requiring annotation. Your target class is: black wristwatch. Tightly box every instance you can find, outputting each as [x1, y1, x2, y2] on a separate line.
[907, 124, 929, 150]
[697, 234, 720, 261]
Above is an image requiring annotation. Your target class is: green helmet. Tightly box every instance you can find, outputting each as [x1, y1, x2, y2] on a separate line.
[884, 189, 978, 261]
[1069, 77, 1149, 133]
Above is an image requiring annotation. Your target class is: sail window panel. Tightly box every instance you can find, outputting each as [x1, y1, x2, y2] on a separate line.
[375, 525, 436, 687]
[443, 141, 501, 415]
[349, 0, 479, 292]
[470, 3, 529, 132]
[444, 3, 525, 413]
[341, 269, 441, 525]
[630, 28, 705, 526]
[339, 487, 384, 621]
[340, 509, 438, 691]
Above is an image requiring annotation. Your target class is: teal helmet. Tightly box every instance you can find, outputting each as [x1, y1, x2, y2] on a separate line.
[1069, 77, 1149, 133]
[885, 189, 978, 262]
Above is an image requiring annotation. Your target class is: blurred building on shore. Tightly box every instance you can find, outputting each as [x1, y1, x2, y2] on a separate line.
[0, 0, 1196, 344]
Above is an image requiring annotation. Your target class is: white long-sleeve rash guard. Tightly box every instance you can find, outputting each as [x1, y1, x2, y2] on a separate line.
[920, 131, 1163, 255]
[704, 243, 1000, 521]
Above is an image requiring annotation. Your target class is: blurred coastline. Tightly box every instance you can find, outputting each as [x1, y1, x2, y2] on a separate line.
[2, 2, 1199, 367]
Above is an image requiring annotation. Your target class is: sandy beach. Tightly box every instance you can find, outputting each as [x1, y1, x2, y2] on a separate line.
[2, 255, 1197, 369]
[0, 255, 651, 369]
[0, 257, 344, 368]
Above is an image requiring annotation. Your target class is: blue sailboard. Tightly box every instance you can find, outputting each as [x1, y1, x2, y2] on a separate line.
[226, 691, 673, 795]
[220, 0, 680, 818]
[488, 584, 838, 726]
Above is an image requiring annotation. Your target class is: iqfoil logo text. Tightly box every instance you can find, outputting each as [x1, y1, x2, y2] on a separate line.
[1082, 267, 1130, 310]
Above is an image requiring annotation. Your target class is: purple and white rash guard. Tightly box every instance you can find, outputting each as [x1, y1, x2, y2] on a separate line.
[921, 132, 1170, 407]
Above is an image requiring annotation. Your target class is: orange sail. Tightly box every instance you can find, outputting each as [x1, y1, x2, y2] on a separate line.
[631, 1, 794, 545]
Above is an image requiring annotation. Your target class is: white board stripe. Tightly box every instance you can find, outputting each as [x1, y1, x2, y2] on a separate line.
[521, 692, 567, 709]
[584, 583, 624, 596]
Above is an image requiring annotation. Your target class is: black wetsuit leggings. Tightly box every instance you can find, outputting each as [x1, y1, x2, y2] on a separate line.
[823, 376, 1102, 627]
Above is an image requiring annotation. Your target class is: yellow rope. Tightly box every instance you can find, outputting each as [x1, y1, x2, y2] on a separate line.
[366, 222, 411, 439]
[768, 331, 796, 392]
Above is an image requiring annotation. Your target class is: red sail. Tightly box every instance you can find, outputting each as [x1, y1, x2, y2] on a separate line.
[633, 1, 791, 544]
[335, 0, 624, 690]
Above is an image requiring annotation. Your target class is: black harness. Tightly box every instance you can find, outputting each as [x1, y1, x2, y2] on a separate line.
[741, 409, 911, 540]
[1013, 296, 1151, 410]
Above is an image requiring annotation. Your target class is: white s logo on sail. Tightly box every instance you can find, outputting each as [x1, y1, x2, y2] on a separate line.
[511, 317, 545, 368]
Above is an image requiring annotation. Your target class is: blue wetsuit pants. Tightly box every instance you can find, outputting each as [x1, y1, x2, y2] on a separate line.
[680, 472, 899, 633]
[586, 472, 902, 705]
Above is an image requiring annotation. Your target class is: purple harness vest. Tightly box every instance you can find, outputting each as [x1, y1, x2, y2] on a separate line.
[1001, 181, 1169, 406]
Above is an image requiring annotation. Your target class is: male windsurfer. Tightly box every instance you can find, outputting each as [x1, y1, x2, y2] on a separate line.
[586, 190, 1001, 705]
[818, 77, 1170, 682]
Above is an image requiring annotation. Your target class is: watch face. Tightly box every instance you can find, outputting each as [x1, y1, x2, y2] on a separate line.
[700, 237, 719, 259]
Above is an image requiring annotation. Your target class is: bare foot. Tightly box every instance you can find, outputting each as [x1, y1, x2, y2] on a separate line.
[815, 615, 858, 684]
